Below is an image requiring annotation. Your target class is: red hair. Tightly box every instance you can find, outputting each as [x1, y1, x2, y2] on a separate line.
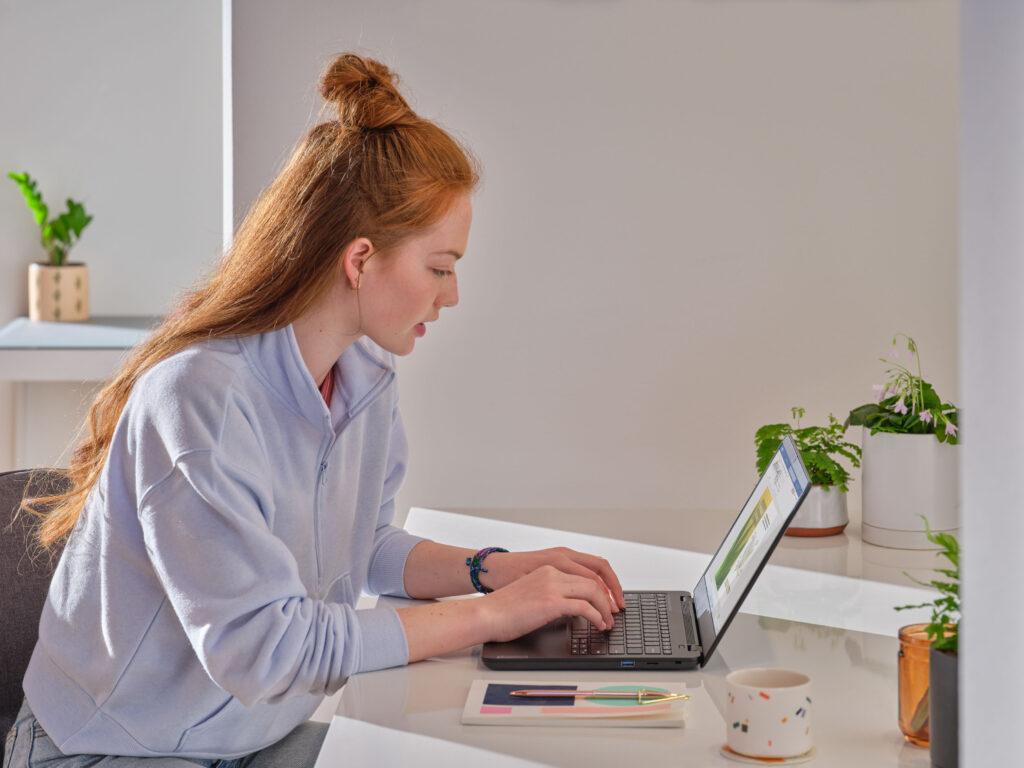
[31, 53, 479, 547]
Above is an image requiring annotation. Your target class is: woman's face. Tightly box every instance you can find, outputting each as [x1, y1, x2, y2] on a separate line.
[358, 195, 472, 356]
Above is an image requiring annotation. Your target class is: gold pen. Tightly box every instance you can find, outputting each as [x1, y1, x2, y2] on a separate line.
[509, 689, 689, 704]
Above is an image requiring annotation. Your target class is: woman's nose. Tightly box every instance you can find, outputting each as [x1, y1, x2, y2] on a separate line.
[441, 276, 459, 308]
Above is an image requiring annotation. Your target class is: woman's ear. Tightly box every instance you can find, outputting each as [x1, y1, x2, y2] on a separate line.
[341, 237, 375, 289]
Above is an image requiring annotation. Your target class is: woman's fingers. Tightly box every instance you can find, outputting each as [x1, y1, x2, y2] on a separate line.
[484, 548, 627, 620]
[582, 555, 626, 609]
[549, 559, 619, 616]
[483, 566, 616, 641]
[550, 550, 626, 611]
[524, 565, 611, 623]
[556, 571, 614, 628]
[563, 599, 609, 632]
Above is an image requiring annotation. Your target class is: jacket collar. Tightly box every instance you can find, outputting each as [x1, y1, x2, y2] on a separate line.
[238, 326, 395, 431]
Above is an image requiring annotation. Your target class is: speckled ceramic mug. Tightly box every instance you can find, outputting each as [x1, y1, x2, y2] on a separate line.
[725, 668, 813, 759]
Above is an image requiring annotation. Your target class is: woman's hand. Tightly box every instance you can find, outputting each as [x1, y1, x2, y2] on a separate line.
[398, 547, 628, 662]
[480, 548, 626, 612]
[475, 564, 619, 643]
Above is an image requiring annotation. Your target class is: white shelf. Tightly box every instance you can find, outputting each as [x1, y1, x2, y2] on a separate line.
[0, 316, 159, 381]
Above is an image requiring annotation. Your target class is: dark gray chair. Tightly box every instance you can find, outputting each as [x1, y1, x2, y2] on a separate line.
[0, 469, 69, 736]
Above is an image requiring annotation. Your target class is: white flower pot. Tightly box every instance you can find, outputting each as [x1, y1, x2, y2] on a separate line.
[29, 262, 89, 322]
[861, 429, 959, 549]
[786, 484, 849, 536]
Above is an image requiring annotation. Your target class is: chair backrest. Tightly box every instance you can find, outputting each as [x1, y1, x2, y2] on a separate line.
[0, 469, 69, 736]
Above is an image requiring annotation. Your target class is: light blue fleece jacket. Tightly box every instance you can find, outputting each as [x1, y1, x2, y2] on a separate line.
[23, 325, 425, 758]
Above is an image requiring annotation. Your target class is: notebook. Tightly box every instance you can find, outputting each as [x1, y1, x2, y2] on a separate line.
[480, 434, 811, 670]
[460, 679, 691, 727]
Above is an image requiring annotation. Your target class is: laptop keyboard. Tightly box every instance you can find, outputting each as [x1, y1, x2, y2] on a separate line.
[570, 592, 673, 656]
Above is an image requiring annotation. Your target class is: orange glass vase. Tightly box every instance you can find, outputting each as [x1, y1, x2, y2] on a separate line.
[898, 623, 931, 746]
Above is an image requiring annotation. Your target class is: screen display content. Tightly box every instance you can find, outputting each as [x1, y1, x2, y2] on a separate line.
[701, 443, 806, 633]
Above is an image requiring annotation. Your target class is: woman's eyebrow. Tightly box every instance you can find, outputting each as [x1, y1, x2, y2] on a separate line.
[433, 249, 463, 260]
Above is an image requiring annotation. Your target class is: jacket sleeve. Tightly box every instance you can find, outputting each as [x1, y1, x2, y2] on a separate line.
[138, 449, 409, 707]
[364, 405, 427, 598]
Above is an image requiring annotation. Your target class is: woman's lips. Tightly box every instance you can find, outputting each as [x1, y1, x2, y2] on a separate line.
[415, 323, 427, 337]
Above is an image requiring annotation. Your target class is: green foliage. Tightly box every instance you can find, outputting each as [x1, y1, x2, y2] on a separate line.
[895, 517, 960, 654]
[846, 334, 958, 445]
[7, 171, 93, 266]
[755, 406, 862, 491]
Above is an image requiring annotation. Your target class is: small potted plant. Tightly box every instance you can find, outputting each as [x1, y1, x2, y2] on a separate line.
[895, 519, 960, 768]
[754, 407, 862, 536]
[846, 334, 959, 548]
[8, 171, 93, 322]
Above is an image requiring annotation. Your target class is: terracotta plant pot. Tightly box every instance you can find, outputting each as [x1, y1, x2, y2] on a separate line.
[29, 262, 89, 322]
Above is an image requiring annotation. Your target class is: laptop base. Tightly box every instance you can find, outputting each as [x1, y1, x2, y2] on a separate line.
[481, 590, 703, 671]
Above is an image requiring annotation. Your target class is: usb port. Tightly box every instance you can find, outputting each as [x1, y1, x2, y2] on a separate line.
[620, 660, 635, 668]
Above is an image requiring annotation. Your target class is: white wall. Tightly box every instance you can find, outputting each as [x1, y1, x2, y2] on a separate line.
[8, 4, 1023, 762]
[2, 1, 960, 518]
[960, 0, 1024, 763]
[0, 0, 223, 468]
[233, 0, 958, 518]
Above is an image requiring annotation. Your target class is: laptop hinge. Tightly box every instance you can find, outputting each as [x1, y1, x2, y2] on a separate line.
[681, 593, 702, 653]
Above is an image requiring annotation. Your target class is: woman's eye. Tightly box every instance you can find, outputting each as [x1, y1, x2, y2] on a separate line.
[432, 268, 454, 277]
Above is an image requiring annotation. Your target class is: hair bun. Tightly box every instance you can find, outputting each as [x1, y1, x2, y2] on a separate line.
[320, 53, 415, 130]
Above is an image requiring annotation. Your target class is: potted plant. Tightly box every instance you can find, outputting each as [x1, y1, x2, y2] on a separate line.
[895, 519, 960, 768]
[7, 171, 93, 322]
[846, 334, 959, 548]
[754, 407, 862, 536]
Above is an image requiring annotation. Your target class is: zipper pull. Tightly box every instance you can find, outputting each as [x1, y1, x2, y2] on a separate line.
[319, 461, 328, 485]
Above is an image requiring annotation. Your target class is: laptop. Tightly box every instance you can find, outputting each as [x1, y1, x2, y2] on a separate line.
[480, 434, 811, 670]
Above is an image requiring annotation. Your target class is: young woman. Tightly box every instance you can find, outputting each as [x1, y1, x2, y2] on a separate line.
[4, 54, 624, 768]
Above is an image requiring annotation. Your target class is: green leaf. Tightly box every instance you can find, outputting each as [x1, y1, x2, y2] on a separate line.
[754, 425, 789, 475]
[50, 216, 70, 245]
[895, 516, 960, 653]
[894, 603, 925, 611]
[8, 171, 49, 228]
[925, 580, 958, 595]
[831, 444, 862, 468]
[755, 439, 782, 476]
[899, 410, 917, 431]
[754, 424, 790, 442]
[793, 426, 820, 443]
[920, 381, 942, 410]
[846, 404, 885, 428]
[64, 199, 92, 237]
[758, 411, 863, 487]
[8, 174, 91, 264]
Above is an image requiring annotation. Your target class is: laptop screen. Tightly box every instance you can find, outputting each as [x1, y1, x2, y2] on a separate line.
[692, 435, 810, 658]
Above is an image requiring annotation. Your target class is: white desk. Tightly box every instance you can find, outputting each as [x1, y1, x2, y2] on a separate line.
[439, 505, 948, 589]
[314, 508, 937, 768]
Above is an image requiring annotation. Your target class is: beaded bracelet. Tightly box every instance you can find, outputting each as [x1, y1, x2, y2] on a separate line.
[465, 546, 509, 594]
